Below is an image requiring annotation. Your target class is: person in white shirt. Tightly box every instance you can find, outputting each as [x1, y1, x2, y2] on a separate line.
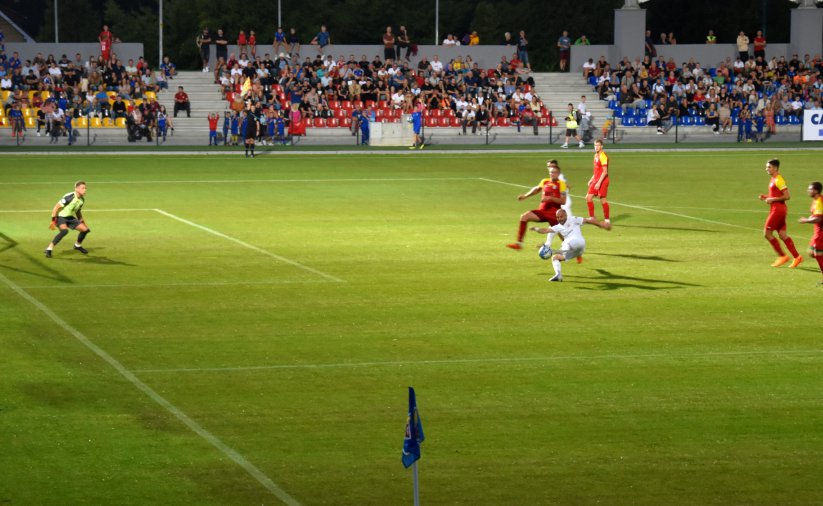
[532, 209, 611, 282]
[430, 56, 444, 76]
[577, 95, 587, 116]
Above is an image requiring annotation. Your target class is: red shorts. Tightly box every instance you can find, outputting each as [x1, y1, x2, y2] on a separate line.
[532, 208, 559, 225]
[810, 231, 823, 255]
[587, 177, 609, 198]
[765, 206, 787, 232]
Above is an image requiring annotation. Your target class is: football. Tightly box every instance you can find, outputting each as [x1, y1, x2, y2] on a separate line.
[538, 244, 553, 260]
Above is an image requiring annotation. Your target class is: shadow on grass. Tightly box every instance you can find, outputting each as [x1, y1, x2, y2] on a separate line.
[570, 268, 702, 291]
[588, 252, 682, 262]
[0, 232, 74, 283]
[606, 214, 719, 233]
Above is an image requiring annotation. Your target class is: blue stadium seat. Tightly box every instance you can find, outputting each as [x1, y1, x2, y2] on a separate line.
[621, 117, 635, 126]
[613, 108, 624, 118]
[645, 99, 652, 109]
[680, 117, 694, 126]
[694, 116, 706, 126]
[635, 116, 647, 126]
[623, 108, 635, 118]
[588, 76, 597, 86]
[789, 115, 801, 125]
[709, 68, 717, 77]
[732, 116, 740, 125]
[776, 115, 788, 125]
[608, 100, 617, 109]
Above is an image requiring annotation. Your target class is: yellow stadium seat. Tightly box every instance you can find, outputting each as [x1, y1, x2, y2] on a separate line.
[0, 117, 8, 127]
[90, 117, 102, 128]
[75, 117, 89, 128]
[114, 117, 126, 128]
[25, 117, 37, 128]
[133, 99, 143, 107]
[0, 107, 5, 118]
[23, 108, 37, 117]
[1, 90, 10, 101]
[144, 91, 157, 101]
[102, 117, 115, 127]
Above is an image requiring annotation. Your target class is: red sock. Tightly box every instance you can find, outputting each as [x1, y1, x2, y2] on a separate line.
[768, 237, 785, 256]
[784, 237, 800, 258]
[602, 202, 610, 220]
[517, 221, 527, 242]
[816, 255, 823, 274]
[587, 201, 595, 218]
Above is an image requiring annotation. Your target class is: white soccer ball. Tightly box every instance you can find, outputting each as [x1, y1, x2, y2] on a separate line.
[538, 244, 553, 260]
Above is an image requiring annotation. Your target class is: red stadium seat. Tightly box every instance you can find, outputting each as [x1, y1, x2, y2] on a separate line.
[351, 100, 363, 109]
[328, 118, 340, 127]
[430, 109, 443, 118]
[341, 117, 353, 127]
[375, 109, 385, 118]
[538, 117, 548, 126]
[450, 117, 462, 127]
[365, 100, 376, 108]
[327, 100, 339, 109]
[438, 117, 450, 127]
[425, 117, 438, 127]
[313, 118, 327, 127]
[497, 117, 510, 127]
[377, 100, 389, 109]
[341, 100, 352, 109]
[444, 108, 456, 118]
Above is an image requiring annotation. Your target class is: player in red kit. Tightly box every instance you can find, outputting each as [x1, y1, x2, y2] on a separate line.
[586, 139, 610, 224]
[799, 181, 823, 283]
[759, 159, 802, 268]
[507, 164, 567, 250]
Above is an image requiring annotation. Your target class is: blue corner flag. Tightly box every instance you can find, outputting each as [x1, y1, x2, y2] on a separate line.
[402, 386, 425, 468]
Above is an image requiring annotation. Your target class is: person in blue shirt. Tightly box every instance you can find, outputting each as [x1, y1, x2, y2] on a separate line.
[65, 109, 73, 145]
[230, 111, 240, 146]
[755, 109, 766, 143]
[8, 102, 24, 139]
[311, 25, 331, 55]
[275, 113, 286, 144]
[359, 107, 370, 145]
[409, 101, 424, 150]
[158, 109, 168, 141]
[222, 111, 230, 145]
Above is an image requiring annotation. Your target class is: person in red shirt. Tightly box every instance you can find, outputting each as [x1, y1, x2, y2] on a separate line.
[98, 25, 115, 63]
[208, 112, 219, 145]
[799, 181, 823, 283]
[753, 30, 767, 61]
[586, 139, 610, 223]
[248, 30, 257, 58]
[759, 159, 802, 267]
[173, 86, 190, 118]
[507, 164, 567, 250]
[237, 30, 247, 56]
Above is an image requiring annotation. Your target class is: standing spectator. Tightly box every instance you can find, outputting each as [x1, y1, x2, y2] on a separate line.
[515, 32, 529, 70]
[644, 29, 656, 57]
[237, 30, 247, 56]
[208, 112, 219, 145]
[273, 27, 287, 56]
[214, 29, 229, 65]
[556, 30, 569, 72]
[667, 32, 677, 45]
[736, 31, 750, 62]
[397, 26, 411, 61]
[753, 30, 766, 61]
[706, 29, 717, 44]
[502, 32, 514, 46]
[311, 25, 331, 55]
[174, 86, 190, 117]
[197, 27, 213, 72]
[98, 25, 116, 63]
[287, 28, 300, 59]
[383, 26, 396, 62]
[574, 35, 590, 45]
[561, 103, 584, 148]
[248, 30, 258, 58]
[469, 31, 480, 45]
[659, 32, 668, 45]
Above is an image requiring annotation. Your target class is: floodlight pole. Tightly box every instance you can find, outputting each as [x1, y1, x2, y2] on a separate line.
[278, 0, 282, 29]
[435, 0, 439, 45]
[159, 0, 164, 66]
[54, 0, 58, 42]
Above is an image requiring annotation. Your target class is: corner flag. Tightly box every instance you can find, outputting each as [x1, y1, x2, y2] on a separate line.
[402, 386, 425, 468]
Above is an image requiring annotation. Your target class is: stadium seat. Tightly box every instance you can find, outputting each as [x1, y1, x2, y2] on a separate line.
[0, 90, 10, 102]
[621, 117, 634, 126]
[588, 76, 597, 86]
[680, 117, 694, 126]
[341, 117, 352, 127]
[608, 100, 617, 109]
[776, 115, 788, 125]
[327, 100, 339, 109]
[351, 100, 364, 109]
[313, 118, 327, 127]
[115, 117, 127, 128]
[90, 117, 102, 128]
[438, 117, 450, 127]
[444, 109, 456, 118]
[23, 108, 37, 117]
[497, 117, 510, 127]
[425, 117, 438, 127]
[341, 100, 352, 109]
[334, 108, 348, 118]
[102, 117, 115, 127]
[430, 109, 443, 118]
[144, 91, 157, 101]
[613, 108, 623, 118]
[450, 117, 462, 127]
[732, 116, 739, 125]
[328, 118, 340, 127]
[0, 117, 8, 127]
[538, 116, 548, 126]
[789, 115, 801, 125]
[623, 108, 635, 118]
[25, 117, 36, 128]
[377, 100, 389, 109]
[635, 117, 647, 126]
[694, 116, 705, 126]
[365, 100, 376, 109]
[76, 117, 89, 128]
[375, 109, 385, 118]
[0, 107, 5, 118]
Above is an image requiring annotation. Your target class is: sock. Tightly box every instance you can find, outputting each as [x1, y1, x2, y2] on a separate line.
[52, 229, 69, 245]
[587, 201, 595, 218]
[250, 145, 255, 156]
[784, 237, 800, 258]
[517, 222, 527, 242]
[768, 237, 785, 256]
[545, 232, 556, 246]
[551, 258, 562, 277]
[77, 230, 88, 244]
[602, 202, 610, 220]
[245, 146, 249, 156]
[816, 255, 823, 274]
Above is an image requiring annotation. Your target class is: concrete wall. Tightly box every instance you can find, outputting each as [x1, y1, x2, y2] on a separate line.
[791, 7, 823, 57]
[207, 44, 515, 71]
[4, 42, 146, 65]
[572, 43, 793, 73]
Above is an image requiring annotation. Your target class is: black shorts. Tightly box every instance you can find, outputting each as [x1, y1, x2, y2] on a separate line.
[566, 128, 578, 136]
[57, 216, 81, 229]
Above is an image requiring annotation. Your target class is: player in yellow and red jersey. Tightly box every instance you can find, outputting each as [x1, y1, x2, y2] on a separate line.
[586, 139, 610, 224]
[758, 159, 802, 268]
[799, 181, 823, 283]
[507, 164, 567, 250]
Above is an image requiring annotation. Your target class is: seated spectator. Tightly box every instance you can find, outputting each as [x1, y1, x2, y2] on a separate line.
[111, 96, 127, 119]
[647, 103, 663, 133]
[160, 56, 176, 79]
[582, 58, 595, 79]
[705, 102, 720, 133]
[173, 85, 190, 117]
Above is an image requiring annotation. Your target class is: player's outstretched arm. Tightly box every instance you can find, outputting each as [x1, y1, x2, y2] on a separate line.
[585, 217, 612, 230]
[530, 226, 551, 234]
[518, 186, 541, 200]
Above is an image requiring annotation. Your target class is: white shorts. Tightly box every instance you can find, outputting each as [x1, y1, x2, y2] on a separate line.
[560, 238, 585, 260]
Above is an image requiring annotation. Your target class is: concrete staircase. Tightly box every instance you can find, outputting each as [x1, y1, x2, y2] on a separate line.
[155, 71, 226, 143]
[531, 72, 609, 124]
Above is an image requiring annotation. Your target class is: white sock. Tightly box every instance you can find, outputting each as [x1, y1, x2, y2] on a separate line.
[74, 243, 81, 247]
[552, 258, 562, 277]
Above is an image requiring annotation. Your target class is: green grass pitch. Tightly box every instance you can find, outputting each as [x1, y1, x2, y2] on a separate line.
[1, 150, 822, 505]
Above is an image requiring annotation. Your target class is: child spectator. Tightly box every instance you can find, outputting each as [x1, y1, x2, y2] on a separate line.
[230, 111, 240, 145]
[237, 30, 247, 56]
[208, 112, 219, 145]
[248, 30, 257, 58]
[160, 56, 176, 79]
[222, 111, 230, 145]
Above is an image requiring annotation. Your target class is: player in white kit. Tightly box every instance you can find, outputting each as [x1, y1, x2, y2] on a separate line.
[532, 208, 611, 281]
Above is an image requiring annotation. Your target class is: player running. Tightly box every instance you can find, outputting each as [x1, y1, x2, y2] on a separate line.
[44, 181, 90, 258]
[759, 159, 802, 268]
[507, 164, 566, 250]
[585, 139, 610, 225]
[531, 209, 611, 282]
[798, 181, 823, 283]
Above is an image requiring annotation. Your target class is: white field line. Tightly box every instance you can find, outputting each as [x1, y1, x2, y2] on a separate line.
[20, 280, 330, 289]
[479, 177, 760, 231]
[133, 349, 823, 374]
[153, 209, 344, 283]
[0, 177, 478, 185]
[0, 208, 155, 213]
[0, 271, 301, 506]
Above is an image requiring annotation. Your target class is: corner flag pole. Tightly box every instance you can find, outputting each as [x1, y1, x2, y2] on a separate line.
[413, 460, 420, 506]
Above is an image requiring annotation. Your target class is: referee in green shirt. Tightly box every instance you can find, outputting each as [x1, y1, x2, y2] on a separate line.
[45, 181, 91, 257]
